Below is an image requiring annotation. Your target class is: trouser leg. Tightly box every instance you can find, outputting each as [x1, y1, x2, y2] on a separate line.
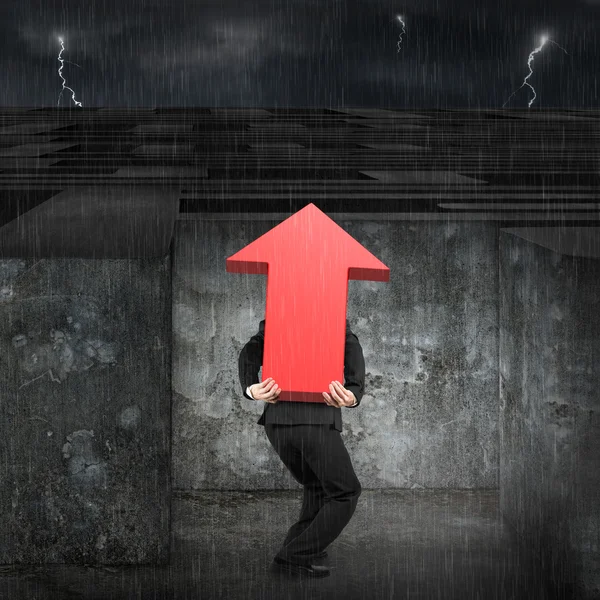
[267, 425, 362, 565]
[264, 425, 327, 549]
[281, 476, 327, 548]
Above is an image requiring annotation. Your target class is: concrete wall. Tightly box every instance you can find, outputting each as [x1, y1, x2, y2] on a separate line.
[172, 218, 499, 490]
[499, 232, 600, 598]
[0, 257, 171, 564]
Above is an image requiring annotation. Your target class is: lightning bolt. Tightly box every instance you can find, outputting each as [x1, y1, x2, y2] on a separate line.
[503, 35, 569, 108]
[57, 37, 83, 107]
[395, 15, 406, 53]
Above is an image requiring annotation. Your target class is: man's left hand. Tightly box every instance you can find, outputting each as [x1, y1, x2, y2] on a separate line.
[323, 380, 356, 407]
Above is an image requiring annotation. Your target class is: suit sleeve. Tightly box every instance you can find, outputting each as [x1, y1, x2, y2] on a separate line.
[343, 332, 365, 408]
[238, 329, 264, 400]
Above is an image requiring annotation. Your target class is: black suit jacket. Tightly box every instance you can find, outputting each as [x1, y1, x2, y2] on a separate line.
[238, 319, 365, 432]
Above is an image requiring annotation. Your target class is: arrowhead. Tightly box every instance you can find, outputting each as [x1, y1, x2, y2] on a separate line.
[226, 203, 389, 281]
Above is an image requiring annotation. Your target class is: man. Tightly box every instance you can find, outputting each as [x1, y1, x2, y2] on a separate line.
[238, 318, 365, 578]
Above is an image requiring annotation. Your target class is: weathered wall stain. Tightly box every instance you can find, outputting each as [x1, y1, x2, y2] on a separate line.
[0, 258, 170, 564]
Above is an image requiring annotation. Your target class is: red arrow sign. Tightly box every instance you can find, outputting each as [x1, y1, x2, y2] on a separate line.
[226, 203, 390, 403]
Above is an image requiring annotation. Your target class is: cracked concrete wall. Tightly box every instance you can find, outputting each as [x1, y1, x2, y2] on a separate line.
[499, 232, 600, 599]
[173, 218, 499, 491]
[0, 258, 171, 564]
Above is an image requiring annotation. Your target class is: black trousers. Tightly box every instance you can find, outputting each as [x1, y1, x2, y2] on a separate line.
[264, 424, 362, 565]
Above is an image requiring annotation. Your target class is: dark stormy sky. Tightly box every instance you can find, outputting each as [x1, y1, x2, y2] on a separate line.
[0, 0, 598, 108]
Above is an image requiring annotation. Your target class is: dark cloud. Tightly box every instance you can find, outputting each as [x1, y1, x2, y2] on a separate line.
[0, 0, 597, 107]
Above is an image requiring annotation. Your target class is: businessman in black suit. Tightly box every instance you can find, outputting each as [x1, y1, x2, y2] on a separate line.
[238, 318, 365, 578]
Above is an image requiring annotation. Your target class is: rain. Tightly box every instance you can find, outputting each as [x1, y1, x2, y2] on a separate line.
[0, 0, 599, 599]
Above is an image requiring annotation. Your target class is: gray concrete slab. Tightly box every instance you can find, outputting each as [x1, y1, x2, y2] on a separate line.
[345, 120, 427, 129]
[210, 108, 273, 118]
[358, 144, 430, 151]
[112, 166, 207, 178]
[0, 490, 574, 599]
[132, 144, 194, 155]
[247, 122, 307, 129]
[332, 109, 433, 120]
[247, 143, 306, 149]
[0, 186, 180, 258]
[0, 124, 69, 135]
[129, 124, 194, 133]
[0, 256, 172, 566]
[500, 232, 600, 600]
[360, 170, 487, 184]
[0, 143, 80, 157]
[501, 226, 600, 258]
[0, 157, 62, 167]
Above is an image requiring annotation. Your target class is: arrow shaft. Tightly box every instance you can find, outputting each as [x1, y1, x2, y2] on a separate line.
[263, 268, 349, 399]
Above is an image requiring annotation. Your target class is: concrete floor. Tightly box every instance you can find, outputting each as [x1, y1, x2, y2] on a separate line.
[0, 490, 577, 600]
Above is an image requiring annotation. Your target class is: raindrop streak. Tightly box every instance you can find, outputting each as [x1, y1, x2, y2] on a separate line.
[57, 37, 83, 107]
[502, 35, 569, 108]
[394, 15, 406, 53]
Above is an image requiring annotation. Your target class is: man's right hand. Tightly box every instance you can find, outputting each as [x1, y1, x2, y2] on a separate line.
[250, 377, 281, 403]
